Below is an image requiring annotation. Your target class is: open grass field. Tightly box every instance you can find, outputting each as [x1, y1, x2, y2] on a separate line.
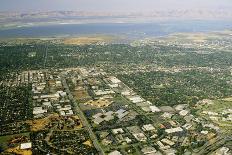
[221, 97, 232, 102]
[197, 100, 232, 133]
[201, 100, 232, 113]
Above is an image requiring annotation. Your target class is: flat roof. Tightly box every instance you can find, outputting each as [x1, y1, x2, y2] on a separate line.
[20, 142, 32, 149]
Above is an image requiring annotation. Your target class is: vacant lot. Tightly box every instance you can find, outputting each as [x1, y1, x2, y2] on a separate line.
[63, 36, 112, 45]
[0, 132, 30, 150]
[73, 89, 91, 102]
[27, 114, 59, 131]
[6, 146, 32, 155]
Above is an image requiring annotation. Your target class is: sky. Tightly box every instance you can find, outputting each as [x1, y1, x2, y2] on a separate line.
[1, 0, 232, 12]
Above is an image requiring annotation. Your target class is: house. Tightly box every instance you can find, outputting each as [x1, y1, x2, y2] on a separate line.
[182, 124, 192, 130]
[201, 130, 209, 135]
[56, 80, 62, 87]
[141, 106, 152, 112]
[215, 147, 230, 155]
[109, 76, 121, 84]
[112, 128, 124, 134]
[92, 113, 103, 119]
[161, 138, 175, 146]
[121, 90, 131, 96]
[92, 111, 114, 124]
[165, 127, 183, 134]
[128, 96, 144, 103]
[42, 102, 52, 107]
[174, 104, 188, 111]
[93, 117, 104, 125]
[133, 133, 147, 142]
[162, 148, 177, 155]
[156, 141, 170, 150]
[179, 110, 189, 116]
[171, 136, 179, 142]
[159, 106, 175, 113]
[181, 137, 190, 146]
[169, 121, 177, 127]
[136, 101, 150, 107]
[104, 111, 114, 121]
[184, 115, 194, 122]
[161, 112, 173, 119]
[203, 123, 219, 131]
[33, 107, 47, 115]
[197, 99, 214, 105]
[108, 150, 122, 155]
[141, 146, 157, 155]
[202, 111, 219, 116]
[60, 111, 66, 116]
[142, 124, 156, 131]
[66, 110, 74, 116]
[115, 134, 124, 143]
[150, 134, 158, 139]
[108, 84, 119, 88]
[125, 137, 132, 143]
[150, 106, 161, 113]
[94, 90, 115, 96]
[40, 94, 59, 100]
[116, 109, 129, 119]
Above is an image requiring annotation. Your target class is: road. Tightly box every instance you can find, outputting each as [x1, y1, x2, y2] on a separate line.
[61, 73, 105, 155]
[194, 135, 232, 155]
[43, 45, 48, 68]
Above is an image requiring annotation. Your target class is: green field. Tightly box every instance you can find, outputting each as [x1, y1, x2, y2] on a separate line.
[197, 100, 232, 133]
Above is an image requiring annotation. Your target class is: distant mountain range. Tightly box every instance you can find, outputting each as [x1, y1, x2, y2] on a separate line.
[0, 10, 232, 29]
[1, 9, 232, 18]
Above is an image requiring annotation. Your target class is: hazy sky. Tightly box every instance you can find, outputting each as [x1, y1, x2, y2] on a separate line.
[1, 0, 232, 12]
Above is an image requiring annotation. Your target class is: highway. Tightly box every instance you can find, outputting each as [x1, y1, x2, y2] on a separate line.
[61, 73, 105, 155]
[194, 135, 232, 155]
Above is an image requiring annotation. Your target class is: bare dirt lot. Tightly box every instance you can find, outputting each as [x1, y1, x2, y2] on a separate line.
[63, 36, 113, 45]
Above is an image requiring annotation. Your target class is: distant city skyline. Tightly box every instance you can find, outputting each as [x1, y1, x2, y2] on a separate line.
[1, 0, 232, 12]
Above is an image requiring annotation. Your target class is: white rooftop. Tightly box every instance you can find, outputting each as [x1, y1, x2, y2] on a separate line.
[179, 110, 189, 116]
[33, 107, 47, 115]
[116, 109, 129, 119]
[109, 76, 121, 84]
[108, 150, 122, 155]
[141, 146, 157, 154]
[112, 128, 124, 134]
[142, 124, 155, 131]
[150, 106, 161, 112]
[20, 142, 32, 149]
[174, 104, 188, 111]
[128, 96, 144, 103]
[165, 127, 183, 134]
[42, 102, 52, 107]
